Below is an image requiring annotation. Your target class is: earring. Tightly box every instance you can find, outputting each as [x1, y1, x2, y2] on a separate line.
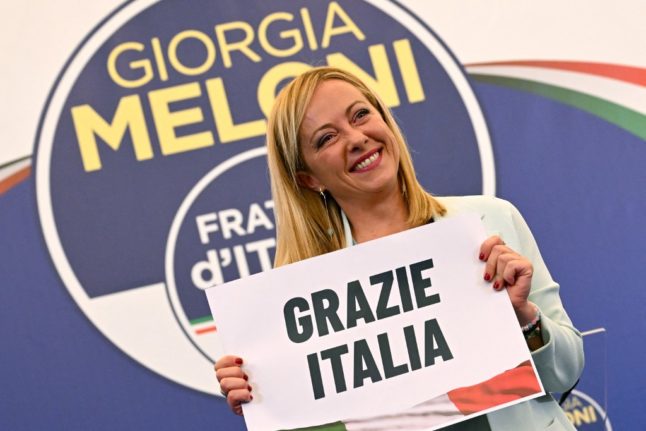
[319, 188, 334, 237]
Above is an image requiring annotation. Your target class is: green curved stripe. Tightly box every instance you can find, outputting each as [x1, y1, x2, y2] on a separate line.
[190, 315, 213, 325]
[470, 74, 646, 140]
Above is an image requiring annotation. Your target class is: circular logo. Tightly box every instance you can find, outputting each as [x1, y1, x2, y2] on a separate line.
[165, 147, 273, 363]
[562, 390, 612, 430]
[35, 0, 493, 394]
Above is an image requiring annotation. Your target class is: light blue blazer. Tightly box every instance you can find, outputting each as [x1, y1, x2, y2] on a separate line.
[339, 195, 584, 430]
[436, 196, 584, 430]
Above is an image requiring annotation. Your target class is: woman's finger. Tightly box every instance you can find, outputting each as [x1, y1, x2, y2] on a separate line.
[216, 366, 248, 383]
[233, 403, 243, 416]
[501, 258, 533, 301]
[227, 387, 253, 414]
[502, 258, 533, 287]
[479, 235, 504, 261]
[214, 355, 249, 416]
[493, 249, 521, 290]
[484, 243, 509, 282]
[214, 355, 243, 371]
[220, 377, 250, 396]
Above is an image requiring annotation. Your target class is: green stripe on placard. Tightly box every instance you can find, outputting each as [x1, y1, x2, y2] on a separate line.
[190, 315, 214, 325]
[470, 74, 646, 140]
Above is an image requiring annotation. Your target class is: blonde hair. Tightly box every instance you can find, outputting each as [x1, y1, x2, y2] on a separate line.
[267, 67, 445, 266]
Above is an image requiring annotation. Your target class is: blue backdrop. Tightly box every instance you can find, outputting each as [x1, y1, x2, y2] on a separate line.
[2, 1, 643, 430]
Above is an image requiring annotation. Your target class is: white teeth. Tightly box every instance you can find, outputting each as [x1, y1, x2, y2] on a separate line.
[355, 152, 379, 170]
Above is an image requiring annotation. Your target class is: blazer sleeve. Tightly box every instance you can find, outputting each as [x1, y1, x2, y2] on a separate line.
[507, 201, 585, 393]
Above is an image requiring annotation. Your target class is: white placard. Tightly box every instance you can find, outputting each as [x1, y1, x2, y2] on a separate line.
[207, 214, 543, 431]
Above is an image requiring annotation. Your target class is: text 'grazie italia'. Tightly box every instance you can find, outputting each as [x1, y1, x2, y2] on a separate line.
[282, 259, 455, 400]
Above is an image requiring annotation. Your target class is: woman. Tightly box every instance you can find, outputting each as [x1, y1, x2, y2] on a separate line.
[215, 67, 584, 430]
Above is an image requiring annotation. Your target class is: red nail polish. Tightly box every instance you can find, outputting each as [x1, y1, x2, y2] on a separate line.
[484, 273, 491, 281]
[493, 281, 499, 289]
[247, 385, 252, 392]
[250, 394, 253, 401]
[235, 358, 243, 365]
[243, 374, 248, 381]
[479, 253, 485, 261]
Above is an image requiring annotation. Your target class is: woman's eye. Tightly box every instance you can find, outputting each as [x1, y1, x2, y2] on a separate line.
[354, 108, 370, 121]
[317, 133, 333, 148]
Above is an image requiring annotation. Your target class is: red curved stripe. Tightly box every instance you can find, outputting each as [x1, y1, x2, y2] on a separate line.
[196, 326, 217, 335]
[466, 60, 646, 87]
[0, 166, 31, 195]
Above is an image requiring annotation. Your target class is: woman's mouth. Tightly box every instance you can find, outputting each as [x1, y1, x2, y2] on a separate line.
[351, 149, 381, 172]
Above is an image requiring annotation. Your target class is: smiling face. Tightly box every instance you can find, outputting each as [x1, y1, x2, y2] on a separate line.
[297, 79, 401, 207]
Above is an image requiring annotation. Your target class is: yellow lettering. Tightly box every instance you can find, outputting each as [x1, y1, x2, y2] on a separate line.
[107, 42, 153, 88]
[570, 397, 583, 408]
[257, 62, 312, 118]
[167, 30, 216, 76]
[151, 37, 169, 82]
[206, 78, 266, 143]
[71, 95, 153, 172]
[148, 83, 214, 155]
[258, 12, 303, 58]
[588, 406, 597, 421]
[573, 408, 593, 426]
[327, 44, 400, 107]
[300, 8, 318, 51]
[394, 39, 425, 103]
[215, 21, 261, 68]
[321, 1, 365, 49]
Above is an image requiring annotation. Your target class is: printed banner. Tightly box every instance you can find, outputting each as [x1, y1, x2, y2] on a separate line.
[207, 214, 544, 431]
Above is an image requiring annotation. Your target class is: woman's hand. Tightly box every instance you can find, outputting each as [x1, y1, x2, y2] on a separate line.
[214, 355, 252, 416]
[479, 236, 536, 326]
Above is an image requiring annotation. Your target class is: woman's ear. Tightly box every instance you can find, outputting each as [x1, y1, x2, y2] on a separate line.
[296, 171, 323, 192]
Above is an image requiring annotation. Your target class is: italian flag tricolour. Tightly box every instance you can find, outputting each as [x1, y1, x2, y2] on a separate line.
[296, 361, 541, 431]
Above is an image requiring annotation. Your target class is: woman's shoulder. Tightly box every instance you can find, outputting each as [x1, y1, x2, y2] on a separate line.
[436, 195, 533, 252]
[436, 195, 516, 217]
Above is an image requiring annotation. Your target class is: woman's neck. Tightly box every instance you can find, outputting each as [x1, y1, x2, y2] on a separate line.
[340, 188, 409, 243]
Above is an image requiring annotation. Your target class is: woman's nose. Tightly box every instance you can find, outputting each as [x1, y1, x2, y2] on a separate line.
[345, 128, 368, 153]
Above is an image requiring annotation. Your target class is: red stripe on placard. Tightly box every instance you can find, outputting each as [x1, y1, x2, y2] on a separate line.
[447, 360, 541, 414]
